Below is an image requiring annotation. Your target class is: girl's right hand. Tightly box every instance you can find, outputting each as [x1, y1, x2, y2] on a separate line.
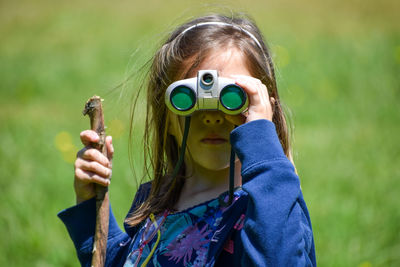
[74, 130, 114, 204]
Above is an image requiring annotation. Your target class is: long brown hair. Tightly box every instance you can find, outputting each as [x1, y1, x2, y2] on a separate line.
[125, 13, 293, 227]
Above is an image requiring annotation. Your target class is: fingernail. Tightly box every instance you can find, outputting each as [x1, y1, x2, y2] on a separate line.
[92, 133, 99, 141]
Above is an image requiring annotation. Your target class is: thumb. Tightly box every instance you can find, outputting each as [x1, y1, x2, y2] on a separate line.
[105, 136, 114, 162]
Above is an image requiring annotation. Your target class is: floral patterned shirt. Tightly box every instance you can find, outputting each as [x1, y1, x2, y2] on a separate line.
[123, 190, 246, 267]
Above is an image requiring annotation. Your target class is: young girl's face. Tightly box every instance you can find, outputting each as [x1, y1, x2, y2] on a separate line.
[169, 48, 251, 172]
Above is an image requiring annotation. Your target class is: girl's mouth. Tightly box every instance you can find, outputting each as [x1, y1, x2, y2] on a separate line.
[200, 134, 228, 145]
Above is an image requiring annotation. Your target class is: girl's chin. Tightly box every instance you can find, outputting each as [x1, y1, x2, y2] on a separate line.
[197, 160, 231, 171]
[200, 139, 228, 145]
[189, 150, 232, 170]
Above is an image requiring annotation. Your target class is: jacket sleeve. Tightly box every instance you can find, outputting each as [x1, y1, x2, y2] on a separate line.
[57, 198, 131, 267]
[230, 119, 316, 266]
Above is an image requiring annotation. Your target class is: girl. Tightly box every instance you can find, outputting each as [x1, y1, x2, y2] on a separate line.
[59, 14, 316, 266]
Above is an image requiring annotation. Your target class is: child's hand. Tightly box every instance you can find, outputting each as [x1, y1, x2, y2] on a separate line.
[225, 75, 275, 125]
[74, 130, 114, 204]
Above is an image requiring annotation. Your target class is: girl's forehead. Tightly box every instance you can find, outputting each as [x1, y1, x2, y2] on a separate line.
[187, 48, 252, 78]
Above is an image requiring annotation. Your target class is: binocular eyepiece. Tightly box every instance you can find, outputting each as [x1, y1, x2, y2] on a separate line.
[165, 70, 248, 116]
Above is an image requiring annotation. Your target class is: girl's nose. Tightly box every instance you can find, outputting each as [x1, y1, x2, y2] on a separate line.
[202, 112, 224, 125]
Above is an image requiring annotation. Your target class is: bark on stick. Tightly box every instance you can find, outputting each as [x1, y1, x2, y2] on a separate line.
[83, 96, 109, 267]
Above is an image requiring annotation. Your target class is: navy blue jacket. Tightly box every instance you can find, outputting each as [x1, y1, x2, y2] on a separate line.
[58, 119, 316, 266]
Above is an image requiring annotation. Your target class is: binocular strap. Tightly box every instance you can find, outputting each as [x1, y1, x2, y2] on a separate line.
[171, 116, 191, 178]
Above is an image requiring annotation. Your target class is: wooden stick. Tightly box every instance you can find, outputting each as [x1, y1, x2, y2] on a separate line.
[83, 96, 109, 267]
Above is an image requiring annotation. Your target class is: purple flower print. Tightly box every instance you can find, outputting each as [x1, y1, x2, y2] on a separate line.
[165, 224, 211, 266]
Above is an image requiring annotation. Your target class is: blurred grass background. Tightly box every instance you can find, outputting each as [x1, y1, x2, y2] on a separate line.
[0, 0, 399, 266]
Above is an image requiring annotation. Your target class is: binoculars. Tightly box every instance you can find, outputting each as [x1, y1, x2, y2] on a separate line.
[165, 70, 248, 116]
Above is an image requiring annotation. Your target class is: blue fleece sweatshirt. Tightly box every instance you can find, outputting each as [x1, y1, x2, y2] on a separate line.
[58, 119, 316, 266]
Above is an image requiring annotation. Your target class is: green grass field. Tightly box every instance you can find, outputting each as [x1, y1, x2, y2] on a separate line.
[1, 0, 399, 266]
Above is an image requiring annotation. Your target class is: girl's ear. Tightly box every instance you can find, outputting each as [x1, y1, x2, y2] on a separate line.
[167, 111, 183, 143]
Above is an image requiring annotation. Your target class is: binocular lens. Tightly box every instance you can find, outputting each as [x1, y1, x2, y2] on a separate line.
[220, 85, 246, 110]
[170, 86, 196, 111]
[201, 73, 214, 86]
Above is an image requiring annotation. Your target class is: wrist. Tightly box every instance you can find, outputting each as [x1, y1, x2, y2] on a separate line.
[76, 196, 86, 205]
[75, 190, 95, 205]
[245, 114, 272, 123]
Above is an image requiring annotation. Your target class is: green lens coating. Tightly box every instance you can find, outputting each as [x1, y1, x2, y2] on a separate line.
[220, 85, 246, 110]
[170, 86, 196, 111]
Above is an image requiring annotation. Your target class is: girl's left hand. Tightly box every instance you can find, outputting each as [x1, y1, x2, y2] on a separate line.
[225, 75, 275, 125]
